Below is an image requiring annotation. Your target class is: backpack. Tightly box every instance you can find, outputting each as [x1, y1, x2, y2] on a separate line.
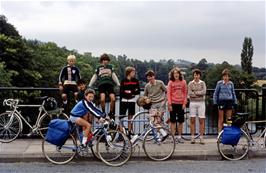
[45, 119, 71, 146]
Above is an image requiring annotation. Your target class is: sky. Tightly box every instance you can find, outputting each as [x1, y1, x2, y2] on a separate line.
[0, 0, 265, 68]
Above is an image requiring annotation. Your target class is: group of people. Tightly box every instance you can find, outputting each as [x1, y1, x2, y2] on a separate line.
[58, 53, 237, 147]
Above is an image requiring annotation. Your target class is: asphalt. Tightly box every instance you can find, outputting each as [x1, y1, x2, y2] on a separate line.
[0, 136, 265, 163]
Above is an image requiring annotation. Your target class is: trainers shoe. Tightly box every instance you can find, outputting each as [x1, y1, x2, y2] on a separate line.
[161, 134, 169, 142]
[85, 133, 93, 145]
[191, 138, 195, 144]
[200, 138, 205, 145]
[176, 137, 184, 144]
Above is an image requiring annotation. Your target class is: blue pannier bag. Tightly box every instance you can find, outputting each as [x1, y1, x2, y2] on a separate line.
[222, 126, 241, 145]
[45, 119, 71, 146]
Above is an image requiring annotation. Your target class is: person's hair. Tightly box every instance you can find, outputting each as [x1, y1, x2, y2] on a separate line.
[222, 68, 230, 76]
[100, 53, 110, 62]
[169, 67, 183, 81]
[77, 79, 86, 86]
[125, 66, 135, 76]
[85, 88, 96, 96]
[145, 70, 155, 77]
[192, 69, 201, 76]
[67, 54, 76, 61]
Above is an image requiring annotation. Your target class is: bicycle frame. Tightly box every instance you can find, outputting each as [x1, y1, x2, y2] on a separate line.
[6, 103, 48, 133]
[242, 120, 266, 148]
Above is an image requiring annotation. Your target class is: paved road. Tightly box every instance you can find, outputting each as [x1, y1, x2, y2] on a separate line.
[0, 159, 265, 173]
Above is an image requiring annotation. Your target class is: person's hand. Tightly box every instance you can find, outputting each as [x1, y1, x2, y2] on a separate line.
[168, 105, 172, 112]
[59, 85, 63, 91]
[182, 104, 186, 110]
[99, 117, 105, 123]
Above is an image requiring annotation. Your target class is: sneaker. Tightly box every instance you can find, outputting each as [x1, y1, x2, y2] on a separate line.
[176, 137, 184, 144]
[200, 138, 205, 145]
[161, 134, 169, 142]
[85, 133, 93, 145]
[191, 138, 195, 144]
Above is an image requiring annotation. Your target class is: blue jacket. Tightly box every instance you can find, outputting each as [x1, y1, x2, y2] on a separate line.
[213, 80, 237, 105]
[71, 100, 106, 119]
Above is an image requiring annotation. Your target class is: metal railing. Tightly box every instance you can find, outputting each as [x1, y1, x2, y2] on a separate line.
[0, 87, 264, 136]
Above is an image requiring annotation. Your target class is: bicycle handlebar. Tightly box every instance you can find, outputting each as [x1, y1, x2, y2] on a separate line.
[3, 98, 20, 108]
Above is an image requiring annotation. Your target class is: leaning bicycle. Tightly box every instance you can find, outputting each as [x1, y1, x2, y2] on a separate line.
[42, 119, 132, 167]
[217, 112, 266, 161]
[0, 96, 68, 142]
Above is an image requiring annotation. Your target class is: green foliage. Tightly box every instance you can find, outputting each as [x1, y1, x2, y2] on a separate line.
[0, 15, 20, 38]
[241, 37, 253, 74]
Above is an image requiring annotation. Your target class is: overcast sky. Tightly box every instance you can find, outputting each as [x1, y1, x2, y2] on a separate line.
[1, 0, 265, 67]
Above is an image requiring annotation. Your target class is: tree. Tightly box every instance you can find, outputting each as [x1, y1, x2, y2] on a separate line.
[241, 37, 253, 74]
[0, 15, 20, 38]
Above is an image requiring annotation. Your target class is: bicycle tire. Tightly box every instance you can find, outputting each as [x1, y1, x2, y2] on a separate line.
[97, 130, 132, 167]
[42, 134, 77, 165]
[38, 112, 69, 138]
[217, 128, 249, 161]
[143, 126, 175, 161]
[0, 112, 22, 143]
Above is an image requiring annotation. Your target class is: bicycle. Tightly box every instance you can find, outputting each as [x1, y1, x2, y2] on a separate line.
[217, 112, 266, 161]
[42, 119, 132, 166]
[0, 96, 68, 142]
[117, 113, 176, 161]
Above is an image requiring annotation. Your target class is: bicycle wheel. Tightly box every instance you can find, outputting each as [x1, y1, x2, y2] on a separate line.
[217, 128, 249, 161]
[38, 112, 69, 138]
[132, 111, 150, 139]
[42, 134, 77, 164]
[0, 112, 22, 143]
[97, 130, 132, 167]
[143, 126, 175, 161]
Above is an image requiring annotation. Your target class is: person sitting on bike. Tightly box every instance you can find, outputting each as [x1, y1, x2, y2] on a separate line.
[69, 89, 106, 147]
[58, 54, 81, 109]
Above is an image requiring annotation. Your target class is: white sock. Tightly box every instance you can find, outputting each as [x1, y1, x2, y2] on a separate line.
[82, 137, 88, 145]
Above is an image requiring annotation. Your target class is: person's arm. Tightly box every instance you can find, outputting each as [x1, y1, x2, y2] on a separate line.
[213, 82, 220, 105]
[144, 85, 148, 97]
[84, 100, 106, 118]
[135, 79, 141, 95]
[76, 67, 81, 81]
[188, 81, 197, 98]
[195, 81, 206, 96]
[167, 81, 172, 111]
[88, 74, 97, 87]
[58, 67, 65, 85]
[182, 80, 187, 108]
[112, 73, 120, 86]
[231, 82, 237, 105]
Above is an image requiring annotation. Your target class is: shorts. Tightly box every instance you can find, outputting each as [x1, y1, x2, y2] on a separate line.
[69, 115, 81, 123]
[189, 101, 206, 118]
[63, 84, 78, 95]
[169, 104, 184, 123]
[98, 83, 115, 95]
[217, 100, 234, 110]
[151, 101, 166, 113]
[119, 101, 136, 116]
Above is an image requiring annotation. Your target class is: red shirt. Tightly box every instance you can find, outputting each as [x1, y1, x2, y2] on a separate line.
[167, 80, 187, 105]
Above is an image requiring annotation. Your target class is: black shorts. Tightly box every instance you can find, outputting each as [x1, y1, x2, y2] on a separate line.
[120, 101, 135, 116]
[98, 83, 115, 95]
[170, 104, 184, 123]
[217, 100, 234, 110]
[63, 84, 78, 95]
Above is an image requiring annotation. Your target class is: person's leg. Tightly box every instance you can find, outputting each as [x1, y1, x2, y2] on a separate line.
[225, 109, 233, 121]
[74, 92, 78, 102]
[198, 102, 206, 144]
[127, 102, 135, 134]
[75, 117, 92, 145]
[189, 102, 196, 140]
[169, 110, 177, 136]
[100, 93, 106, 113]
[177, 104, 185, 143]
[109, 93, 116, 119]
[218, 109, 224, 133]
